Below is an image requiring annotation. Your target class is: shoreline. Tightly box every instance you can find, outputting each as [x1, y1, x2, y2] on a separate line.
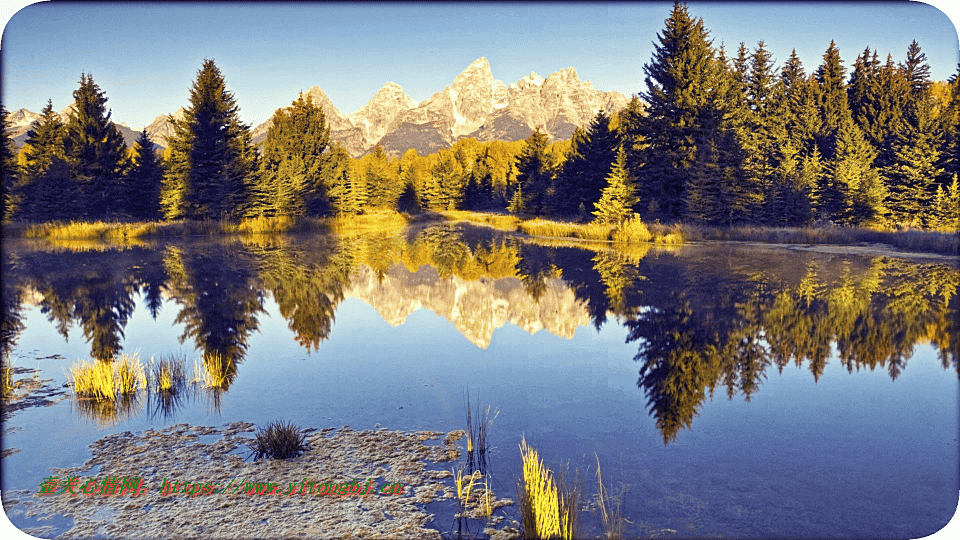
[2, 210, 958, 258]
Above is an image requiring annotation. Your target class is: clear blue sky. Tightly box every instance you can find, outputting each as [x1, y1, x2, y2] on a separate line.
[1, 1, 958, 131]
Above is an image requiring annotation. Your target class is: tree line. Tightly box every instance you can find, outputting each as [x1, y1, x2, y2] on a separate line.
[2, 3, 958, 230]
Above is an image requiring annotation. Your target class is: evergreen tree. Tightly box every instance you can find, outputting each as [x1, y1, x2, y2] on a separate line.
[552, 109, 620, 216]
[902, 40, 933, 128]
[780, 50, 821, 156]
[873, 53, 910, 169]
[829, 116, 886, 225]
[363, 144, 402, 208]
[1, 104, 19, 221]
[512, 127, 551, 215]
[942, 65, 960, 180]
[884, 104, 943, 225]
[593, 146, 638, 224]
[931, 174, 959, 230]
[255, 93, 331, 217]
[814, 41, 850, 160]
[322, 143, 356, 216]
[162, 59, 258, 220]
[62, 74, 128, 219]
[426, 149, 465, 210]
[16, 100, 74, 220]
[637, 2, 718, 220]
[741, 40, 788, 222]
[126, 130, 163, 220]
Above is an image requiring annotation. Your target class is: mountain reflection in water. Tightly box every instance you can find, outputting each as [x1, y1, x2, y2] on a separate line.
[2, 223, 957, 442]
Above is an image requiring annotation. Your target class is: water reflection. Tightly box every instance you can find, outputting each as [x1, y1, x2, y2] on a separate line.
[2, 226, 957, 441]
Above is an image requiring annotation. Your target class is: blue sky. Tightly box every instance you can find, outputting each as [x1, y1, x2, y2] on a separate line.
[1, 1, 958, 131]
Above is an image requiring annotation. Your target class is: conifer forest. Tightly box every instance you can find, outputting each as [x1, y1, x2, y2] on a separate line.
[3, 4, 959, 234]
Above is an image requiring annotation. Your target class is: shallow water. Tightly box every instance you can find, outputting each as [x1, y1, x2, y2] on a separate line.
[2, 224, 958, 538]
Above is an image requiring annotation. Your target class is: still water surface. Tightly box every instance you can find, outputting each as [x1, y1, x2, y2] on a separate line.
[2, 223, 957, 538]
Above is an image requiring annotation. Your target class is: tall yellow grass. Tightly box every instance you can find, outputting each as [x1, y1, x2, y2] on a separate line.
[519, 215, 681, 245]
[330, 211, 409, 236]
[443, 210, 521, 231]
[70, 353, 147, 401]
[519, 436, 574, 540]
[1, 365, 13, 398]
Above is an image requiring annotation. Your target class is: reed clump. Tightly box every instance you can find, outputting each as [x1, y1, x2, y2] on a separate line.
[248, 420, 309, 460]
[518, 436, 576, 540]
[465, 390, 499, 475]
[519, 218, 612, 241]
[69, 353, 146, 401]
[595, 454, 627, 540]
[519, 215, 682, 245]
[192, 352, 234, 390]
[611, 215, 652, 243]
[1, 364, 14, 398]
[444, 210, 522, 231]
[150, 355, 186, 394]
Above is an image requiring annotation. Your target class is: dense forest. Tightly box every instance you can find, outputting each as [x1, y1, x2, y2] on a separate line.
[2, 3, 959, 231]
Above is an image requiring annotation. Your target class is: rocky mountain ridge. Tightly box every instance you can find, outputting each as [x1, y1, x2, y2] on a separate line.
[10, 58, 630, 158]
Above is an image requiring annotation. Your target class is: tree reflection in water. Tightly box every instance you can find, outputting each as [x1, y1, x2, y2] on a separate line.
[2, 227, 956, 439]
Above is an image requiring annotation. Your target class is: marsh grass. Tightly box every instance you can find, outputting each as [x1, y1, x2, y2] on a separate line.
[519, 215, 682, 245]
[330, 211, 409, 236]
[464, 390, 499, 476]
[518, 436, 576, 540]
[147, 355, 190, 419]
[248, 420, 309, 460]
[69, 354, 146, 426]
[192, 352, 234, 390]
[69, 353, 146, 401]
[1, 364, 13, 398]
[443, 210, 521, 231]
[595, 454, 627, 540]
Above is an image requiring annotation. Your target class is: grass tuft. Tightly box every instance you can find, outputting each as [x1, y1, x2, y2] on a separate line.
[1, 364, 13, 398]
[465, 389, 498, 476]
[70, 353, 146, 401]
[248, 420, 309, 460]
[518, 436, 575, 540]
[595, 454, 627, 540]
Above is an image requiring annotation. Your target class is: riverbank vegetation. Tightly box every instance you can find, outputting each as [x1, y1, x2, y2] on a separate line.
[3, 4, 959, 255]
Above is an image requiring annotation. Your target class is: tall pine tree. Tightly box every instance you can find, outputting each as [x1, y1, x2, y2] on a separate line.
[162, 59, 258, 220]
[126, 130, 163, 220]
[552, 109, 620, 216]
[593, 146, 638, 225]
[1, 104, 18, 222]
[62, 74, 128, 219]
[512, 127, 551, 215]
[255, 92, 331, 217]
[16, 100, 74, 220]
[637, 2, 718, 220]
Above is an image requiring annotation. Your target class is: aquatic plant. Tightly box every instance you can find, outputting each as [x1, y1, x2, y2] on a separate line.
[248, 420, 309, 460]
[518, 436, 575, 540]
[151, 355, 186, 394]
[595, 454, 627, 540]
[70, 353, 146, 401]
[1, 364, 13, 398]
[192, 352, 235, 390]
[464, 389, 498, 475]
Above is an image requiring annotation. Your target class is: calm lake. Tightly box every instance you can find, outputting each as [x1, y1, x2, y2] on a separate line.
[2, 222, 958, 539]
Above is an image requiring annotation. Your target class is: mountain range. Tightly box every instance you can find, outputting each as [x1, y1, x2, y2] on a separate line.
[10, 57, 630, 159]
